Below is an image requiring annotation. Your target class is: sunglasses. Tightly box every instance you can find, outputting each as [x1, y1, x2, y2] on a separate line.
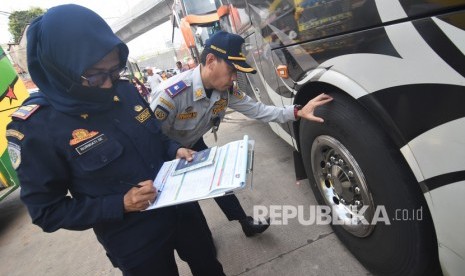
[81, 67, 127, 87]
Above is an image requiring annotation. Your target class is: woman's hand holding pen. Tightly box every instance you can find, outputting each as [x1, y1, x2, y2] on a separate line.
[122, 147, 195, 212]
[123, 180, 157, 212]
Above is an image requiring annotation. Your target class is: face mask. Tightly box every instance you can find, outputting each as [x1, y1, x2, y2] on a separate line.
[67, 83, 116, 104]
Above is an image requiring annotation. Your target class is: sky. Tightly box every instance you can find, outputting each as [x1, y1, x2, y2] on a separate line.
[0, 0, 179, 58]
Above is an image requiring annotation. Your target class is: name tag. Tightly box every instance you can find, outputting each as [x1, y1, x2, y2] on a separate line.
[75, 134, 107, 155]
[177, 112, 197, 120]
[135, 108, 151, 123]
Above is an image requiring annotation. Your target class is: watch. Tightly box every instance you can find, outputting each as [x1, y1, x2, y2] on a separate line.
[294, 104, 302, 119]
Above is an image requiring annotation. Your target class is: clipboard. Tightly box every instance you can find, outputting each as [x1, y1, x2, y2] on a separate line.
[147, 135, 254, 210]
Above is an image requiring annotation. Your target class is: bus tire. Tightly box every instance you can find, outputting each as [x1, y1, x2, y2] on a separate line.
[299, 92, 440, 275]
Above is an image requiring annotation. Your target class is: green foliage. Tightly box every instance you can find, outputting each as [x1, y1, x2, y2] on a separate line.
[8, 7, 45, 43]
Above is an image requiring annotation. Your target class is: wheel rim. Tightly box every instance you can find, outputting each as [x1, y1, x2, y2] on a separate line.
[310, 135, 375, 237]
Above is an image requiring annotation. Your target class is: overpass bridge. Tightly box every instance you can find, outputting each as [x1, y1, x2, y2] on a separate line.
[111, 0, 174, 43]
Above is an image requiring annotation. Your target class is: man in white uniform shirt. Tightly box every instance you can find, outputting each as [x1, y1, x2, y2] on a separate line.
[146, 67, 164, 102]
[150, 31, 333, 237]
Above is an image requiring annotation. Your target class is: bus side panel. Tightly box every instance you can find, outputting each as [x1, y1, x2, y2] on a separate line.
[268, 9, 465, 148]
[244, 0, 465, 271]
[242, 31, 297, 145]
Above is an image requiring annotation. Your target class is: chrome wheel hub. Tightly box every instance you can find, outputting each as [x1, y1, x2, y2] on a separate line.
[310, 135, 375, 237]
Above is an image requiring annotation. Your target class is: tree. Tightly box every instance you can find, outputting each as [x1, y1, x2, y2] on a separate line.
[8, 7, 45, 43]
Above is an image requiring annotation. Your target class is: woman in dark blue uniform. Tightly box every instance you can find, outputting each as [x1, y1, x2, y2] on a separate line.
[5, 5, 223, 276]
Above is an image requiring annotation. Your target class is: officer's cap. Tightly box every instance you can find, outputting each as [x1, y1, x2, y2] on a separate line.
[205, 31, 257, 74]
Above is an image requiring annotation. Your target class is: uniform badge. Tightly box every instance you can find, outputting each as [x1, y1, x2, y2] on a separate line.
[134, 105, 143, 112]
[165, 81, 187, 98]
[135, 108, 151, 123]
[113, 96, 120, 102]
[159, 97, 175, 110]
[195, 88, 204, 99]
[6, 129, 24, 140]
[212, 98, 228, 115]
[10, 104, 40, 120]
[154, 105, 169, 121]
[177, 112, 197, 120]
[69, 129, 99, 146]
[7, 142, 21, 169]
[80, 114, 89, 119]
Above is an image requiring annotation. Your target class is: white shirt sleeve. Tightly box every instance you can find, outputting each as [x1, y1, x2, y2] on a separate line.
[228, 91, 295, 123]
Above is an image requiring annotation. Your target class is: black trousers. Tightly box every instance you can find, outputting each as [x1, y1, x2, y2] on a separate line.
[192, 138, 247, 221]
[121, 202, 224, 276]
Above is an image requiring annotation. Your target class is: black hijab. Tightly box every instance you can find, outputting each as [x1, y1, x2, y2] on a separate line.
[27, 4, 129, 115]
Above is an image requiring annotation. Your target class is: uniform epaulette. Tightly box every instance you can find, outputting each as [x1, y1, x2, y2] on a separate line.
[10, 104, 40, 120]
[165, 81, 188, 98]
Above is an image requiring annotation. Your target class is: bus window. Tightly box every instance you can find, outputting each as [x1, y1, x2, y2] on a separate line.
[183, 0, 222, 15]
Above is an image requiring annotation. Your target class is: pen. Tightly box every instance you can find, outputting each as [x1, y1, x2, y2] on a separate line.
[120, 181, 143, 188]
[120, 181, 161, 193]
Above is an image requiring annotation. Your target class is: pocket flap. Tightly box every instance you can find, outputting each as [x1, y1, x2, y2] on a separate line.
[76, 139, 123, 171]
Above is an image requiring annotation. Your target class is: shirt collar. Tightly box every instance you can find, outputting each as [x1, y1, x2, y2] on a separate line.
[192, 66, 206, 101]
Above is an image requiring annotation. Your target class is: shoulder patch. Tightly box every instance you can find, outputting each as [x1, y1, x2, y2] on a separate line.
[154, 105, 169, 121]
[10, 104, 40, 120]
[165, 81, 187, 98]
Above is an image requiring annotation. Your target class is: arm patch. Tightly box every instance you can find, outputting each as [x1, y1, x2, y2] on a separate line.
[7, 142, 21, 169]
[154, 105, 169, 121]
[230, 85, 245, 100]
